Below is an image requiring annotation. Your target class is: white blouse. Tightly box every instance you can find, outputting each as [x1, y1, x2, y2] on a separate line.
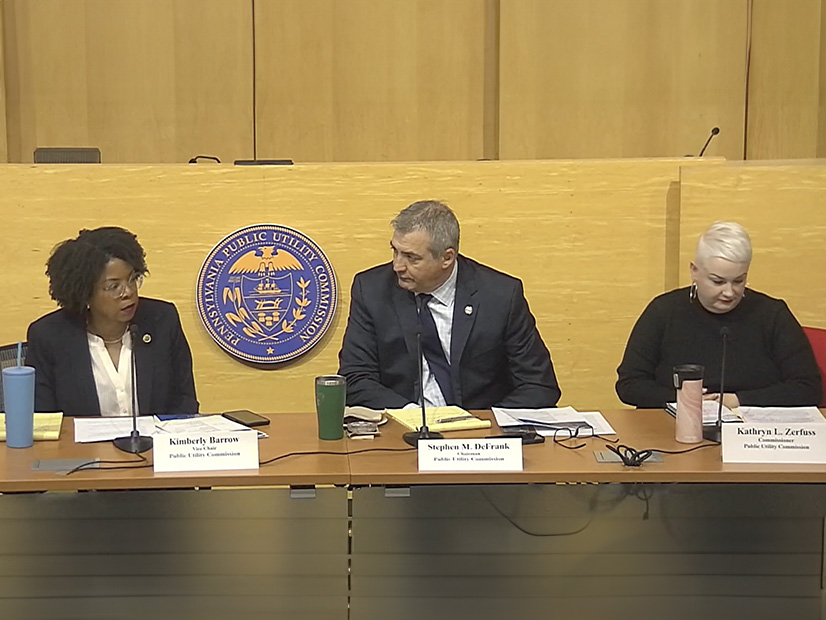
[87, 330, 135, 417]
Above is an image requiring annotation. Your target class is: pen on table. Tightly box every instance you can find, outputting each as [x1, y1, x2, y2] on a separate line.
[434, 415, 474, 424]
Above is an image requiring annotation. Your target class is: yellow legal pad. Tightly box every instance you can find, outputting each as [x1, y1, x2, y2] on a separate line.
[0, 413, 64, 441]
[384, 406, 491, 433]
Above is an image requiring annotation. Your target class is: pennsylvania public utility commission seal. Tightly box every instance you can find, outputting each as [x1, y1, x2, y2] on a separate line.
[196, 224, 338, 363]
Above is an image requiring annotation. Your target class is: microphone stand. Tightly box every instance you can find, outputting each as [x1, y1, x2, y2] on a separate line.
[703, 327, 728, 443]
[114, 325, 153, 454]
[698, 127, 720, 157]
[403, 331, 443, 447]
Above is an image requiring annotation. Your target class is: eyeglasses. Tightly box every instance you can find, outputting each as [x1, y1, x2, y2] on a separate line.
[101, 273, 144, 298]
[550, 423, 619, 450]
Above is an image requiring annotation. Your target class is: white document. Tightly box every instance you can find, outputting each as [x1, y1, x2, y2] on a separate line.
[739, 406, 825, 424]
[667, 401, 741, 424]
[578, 412, 617, 436]
[152, 415, 250, 435]
[492, 407, 616, 436]
[74, 417, 156, 443]
[493, 406, 583, 426]
[74, 414, 267, 443]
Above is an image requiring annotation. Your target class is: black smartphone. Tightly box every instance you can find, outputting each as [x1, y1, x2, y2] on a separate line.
[222, 410, 270, 427]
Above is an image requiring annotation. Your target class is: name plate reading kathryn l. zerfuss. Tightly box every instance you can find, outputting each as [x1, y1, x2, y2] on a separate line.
[418, 438, 523, 472]
[722, 423, 826, 464]
[154, 432, 259, 472]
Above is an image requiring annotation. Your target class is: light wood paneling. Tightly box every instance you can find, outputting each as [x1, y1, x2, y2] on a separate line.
[2, 0, 253, 163]
[747, 0, 822, 159]
[0, 160, 705, 412]
[0, 5, 7, 162]
[499, 0, 748, 160]
[253, 0, 487, 162]
[819, 0, 826, 157]
[679, 161, 826, 329]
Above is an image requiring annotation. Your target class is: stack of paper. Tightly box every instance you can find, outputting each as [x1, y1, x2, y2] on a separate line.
[665, 401, 741, 425]
[739, 407, 825, 423]
[0, 412, 63, 441]
[492, 406, 616, 436]
[384, 406, 491, 433]
[73, 414, 265, 443]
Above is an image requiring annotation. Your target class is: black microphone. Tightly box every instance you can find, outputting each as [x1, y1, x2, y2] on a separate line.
[703, 326, 729, 443]
[698, 127, 720, 157]
[113, 324, 153, 454]
[403, 298, 443, 448]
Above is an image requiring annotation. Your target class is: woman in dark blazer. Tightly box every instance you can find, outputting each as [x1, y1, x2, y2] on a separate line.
[26, 227, 198, 416]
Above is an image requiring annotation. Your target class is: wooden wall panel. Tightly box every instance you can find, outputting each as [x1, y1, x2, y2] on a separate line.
[2, 0, 253, 163]
[818, 0, 826, 157]
[0, 160, 704, 413]
[679, 161, 826, 329]
[253, 0, 487, 162]
[0, 5, 7, 163]
[499, 0, 748, 160]
[747, 0, 822, 159]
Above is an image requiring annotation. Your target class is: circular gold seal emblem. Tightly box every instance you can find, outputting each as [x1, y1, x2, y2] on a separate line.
[196, 224, 337, 363]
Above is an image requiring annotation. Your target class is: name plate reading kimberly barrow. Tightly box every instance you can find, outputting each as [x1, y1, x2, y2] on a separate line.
[154, 432, 260, 472]
[418, 438, 523, 472]
[722, 423, 826, 464]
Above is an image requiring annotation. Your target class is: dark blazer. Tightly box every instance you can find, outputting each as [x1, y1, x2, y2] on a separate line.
[338, 255, 560, 409]
[26, 298, 199, 416]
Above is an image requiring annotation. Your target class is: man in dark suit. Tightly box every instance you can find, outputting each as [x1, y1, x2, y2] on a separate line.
[338, 200, 560, 410]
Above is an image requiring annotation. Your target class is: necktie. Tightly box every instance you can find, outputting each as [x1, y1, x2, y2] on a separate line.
[417, 293, 454, 404]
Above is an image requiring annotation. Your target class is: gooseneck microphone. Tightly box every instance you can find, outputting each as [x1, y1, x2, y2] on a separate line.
[113, 324, 153, 454]
[698, 127, 720, 157]
[403, 298, 443, 448]
[703, 326, 729, 443]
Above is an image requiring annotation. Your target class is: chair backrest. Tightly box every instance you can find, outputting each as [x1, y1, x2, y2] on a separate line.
[0, 343, 28, 412]
[33, 147, 101, 164]
[802, 327, 826, 407]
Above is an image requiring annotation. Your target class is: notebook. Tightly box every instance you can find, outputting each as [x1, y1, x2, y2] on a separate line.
[384, 406, 491, 433]
[0, 412, 64, 441]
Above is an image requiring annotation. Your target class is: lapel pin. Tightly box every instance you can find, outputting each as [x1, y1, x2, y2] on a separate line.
[464, 305, 473, 315]
[143, 334, 152, 344]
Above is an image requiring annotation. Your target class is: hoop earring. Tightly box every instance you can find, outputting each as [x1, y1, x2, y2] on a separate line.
[689, 282, 698, 302]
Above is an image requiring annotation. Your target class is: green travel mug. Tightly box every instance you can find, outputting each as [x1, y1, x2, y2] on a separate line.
[315, 375, 346, 440]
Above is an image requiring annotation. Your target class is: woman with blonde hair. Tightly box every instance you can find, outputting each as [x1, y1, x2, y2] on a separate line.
[616, 221, 821, 409]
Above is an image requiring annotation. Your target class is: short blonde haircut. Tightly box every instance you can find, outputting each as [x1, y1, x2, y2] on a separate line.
[695, 221, 752, 265]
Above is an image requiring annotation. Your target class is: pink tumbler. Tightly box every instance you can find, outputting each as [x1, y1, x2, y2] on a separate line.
[673, 364, 704, 444]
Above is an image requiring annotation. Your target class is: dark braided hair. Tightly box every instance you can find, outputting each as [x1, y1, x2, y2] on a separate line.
[46, 227, 148, 316]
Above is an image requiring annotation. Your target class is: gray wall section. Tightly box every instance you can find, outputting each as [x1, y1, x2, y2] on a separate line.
[1, 483, 824, 619]
[0, 488, 349, 620]
[351, 484, 826, 620]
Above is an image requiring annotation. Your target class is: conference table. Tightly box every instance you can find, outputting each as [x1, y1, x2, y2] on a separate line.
[1, 410, 825, 620]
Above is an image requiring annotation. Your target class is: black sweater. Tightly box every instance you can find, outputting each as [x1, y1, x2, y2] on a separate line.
[616, 287, 822, 408]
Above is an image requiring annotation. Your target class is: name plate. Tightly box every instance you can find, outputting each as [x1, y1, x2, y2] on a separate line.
[418, 438, 523, 472]
[722, 423, 826, 464]
[154, 431, 259, 472]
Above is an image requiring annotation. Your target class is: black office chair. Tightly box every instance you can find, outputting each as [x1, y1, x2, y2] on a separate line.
[33, 147, 101, 164]
[0, 342, 28, 412]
